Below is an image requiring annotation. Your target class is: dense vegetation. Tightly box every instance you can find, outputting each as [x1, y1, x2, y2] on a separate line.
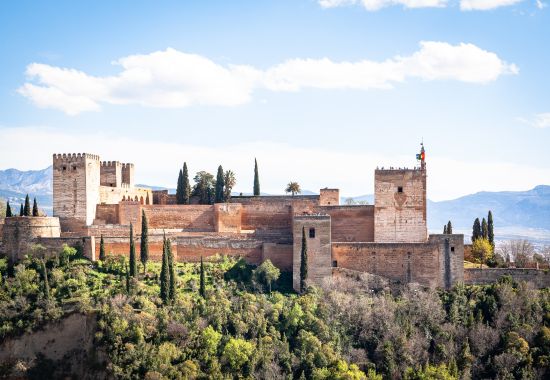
[1, 248, 550, 379]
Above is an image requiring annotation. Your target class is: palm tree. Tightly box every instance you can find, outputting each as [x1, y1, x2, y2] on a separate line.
[285, 182, 301, 196]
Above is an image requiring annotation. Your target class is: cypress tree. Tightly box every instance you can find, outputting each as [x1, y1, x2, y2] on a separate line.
[160, 234, 169, 305]
[182, 162, 190, 204]
[199, 256, 206, 299]
[472, 218, 481, 242]
[253, 158, 260, 196]
[140, 210, 149, 273]
[215, 165, 224, 203]
[129, 223, 137, 277]
[19, 204, 23, 216]
[300, 226, 308, 293]
[447, 220, 453, 234]
[5, 201, 11, 217]
[41, 260, 50, 300]
[125, 265, 131, 294]
[481, 217, 488, 239]
[23, 194, 31, 216]
[167, 238, 175, 302]
[32, 198, 39, 216]
[487, 211, 495, 247]
[176, 169, 184, 204]
[443, 225, 447, 234]
[99, 235, 106, 261]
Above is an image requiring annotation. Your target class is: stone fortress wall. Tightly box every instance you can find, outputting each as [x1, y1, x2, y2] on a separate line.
[2, 151, 547, 291]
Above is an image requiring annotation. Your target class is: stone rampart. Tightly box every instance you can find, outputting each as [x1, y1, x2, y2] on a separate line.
[464, 268, 550, 288]
[214, 203, 242, 233]
[262, 243, 293, 271]
[1, 217, 61, 261]
[176, 236, 263, 264]
[143, 205, 215, 231]
[317, 205, 374, 242]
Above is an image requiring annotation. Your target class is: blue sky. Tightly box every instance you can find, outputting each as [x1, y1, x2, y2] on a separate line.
[0, 0, 548, 200]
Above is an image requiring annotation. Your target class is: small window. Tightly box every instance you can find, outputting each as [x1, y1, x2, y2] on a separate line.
[309, 228, 315, 238]
[397, 186, 403, 193]
[72, 165, 77, 171]
[451, 247, 455, 252]
[62, 166, 67, 171]
[332, 260, 338, 267]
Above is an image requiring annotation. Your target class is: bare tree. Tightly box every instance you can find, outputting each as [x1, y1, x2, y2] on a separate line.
[497, 240, 535, 268]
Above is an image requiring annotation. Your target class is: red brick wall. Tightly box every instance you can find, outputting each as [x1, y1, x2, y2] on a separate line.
[143, 205, 215, 231]
[176, 237, 263, 264]
[262, 243, 293, 271]
[214, 203, 242, 233]
[317, 206, 374, 242]
[95, 204, 119, 224]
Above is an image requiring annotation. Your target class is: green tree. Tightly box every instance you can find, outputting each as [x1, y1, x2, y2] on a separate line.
[253, 158, 260, 196]
[222, 338, 254, 371]
[487, 211, 495, 248]
[41, 259, 50, 300]
[19, 203, 23, 216]
[125, 264, 131, 293]
[481, 217, 488, 239]
[32, 197, 39, 216]
[223, 170, 236, 201]
[5, 201, 12, 217]
[182, 162, 190, 204]
[300, 226, 308, 292]
[447, 220, 453, 234]
[167, 238, 175, 302]
[176, 168, 184, 204]
[253, 259, 280, 293]
[23, 194, 31, 216]
[472, 218, 481, 242]
[129, 223, 137, 277]
[443, 225, 447, 234]
[193, 171, 215, 205]
[99, 235, 106, 261]
[200, 256, 206, 299]
[472, 238, 493, 267]
[160, 234, 170, 305]
[285, 182, 301, 196]
[140, 210, 149, 273]
[215, 165, 224, 203]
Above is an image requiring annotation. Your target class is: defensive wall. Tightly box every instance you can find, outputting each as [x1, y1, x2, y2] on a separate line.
[464, 268, 550, 288]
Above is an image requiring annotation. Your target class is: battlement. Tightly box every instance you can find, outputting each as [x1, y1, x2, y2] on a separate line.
[101, 160, 121, 167]
[375, 166, 423, 173]
[121, 163, 134, 169]
[53, 153, 100, 162]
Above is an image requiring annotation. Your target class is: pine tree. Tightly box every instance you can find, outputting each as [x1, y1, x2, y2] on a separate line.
[199, 256, 206, 299]
[5, 201, 11, 217]
[160, 234, 169, 305]
[23, 194, 31, 216]
[481, 217, 488, 239]
[447, 220, 453, 234]
[140, 210, 149, 273]
[19, 204, 23, 216]
[32, 198, 39, 216]
[41, 260, 50, 300]
[99, 235, 106, 261]
[176, 169, 184, 204]
[129, 223, 137, 277]
[215, 165, 225, 203]
[443, 225, 447, 234]
[167, 238, 175, 302]
[487, 211, 495, 247]
[472, 218, 481, 242]
[300, 226, 308, 293]
[182, 162, 190, 204]
[253, 158, 260, 196]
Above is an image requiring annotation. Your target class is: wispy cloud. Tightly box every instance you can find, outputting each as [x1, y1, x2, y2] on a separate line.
[19, 42, 518, 115]
[460, 0, 524, 11]
[516, 113, 550, 128]
[319, 0, 533, 10]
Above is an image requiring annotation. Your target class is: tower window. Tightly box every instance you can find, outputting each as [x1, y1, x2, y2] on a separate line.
[62, 166, 67, 171]
[309, 228, 315, 238]
[72, 165, 77, 170]
[451, 247, 455, 252]
[397, 186, 403, 193]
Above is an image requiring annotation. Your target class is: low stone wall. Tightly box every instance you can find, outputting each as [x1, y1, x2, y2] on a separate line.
[464, 268, 550, 288]
[176, 236, 263, 264]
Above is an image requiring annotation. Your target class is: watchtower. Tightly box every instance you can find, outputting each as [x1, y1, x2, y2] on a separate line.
[53, 153, 101, 227]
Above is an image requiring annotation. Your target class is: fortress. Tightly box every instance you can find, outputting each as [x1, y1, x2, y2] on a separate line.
[1, 149, 467, 290]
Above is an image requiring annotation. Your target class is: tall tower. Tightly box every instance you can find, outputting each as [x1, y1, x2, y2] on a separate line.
[53, 153, 101, 228]
[374, 144, 427, 243]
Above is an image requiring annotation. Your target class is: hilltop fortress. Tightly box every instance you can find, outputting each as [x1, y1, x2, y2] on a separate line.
[0, 149, 475, 291]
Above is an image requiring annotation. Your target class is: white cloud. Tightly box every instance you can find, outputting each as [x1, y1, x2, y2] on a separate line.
[536, 0, 547, 9]
[0, 126, 548, 201]
[19, 43, 517, 115]
[460, 0, 524, 11]
[319, 0, 447, 11]
[517, 113, 550, 129]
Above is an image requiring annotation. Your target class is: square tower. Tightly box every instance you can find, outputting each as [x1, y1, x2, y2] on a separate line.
[121, 163, 134, 187]
[100, 161, 122, 187]
[53, 153, 101, 227]
[374, 167, 427, 243]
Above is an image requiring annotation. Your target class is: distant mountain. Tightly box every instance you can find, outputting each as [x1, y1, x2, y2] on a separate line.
[2, 167, 549, 243]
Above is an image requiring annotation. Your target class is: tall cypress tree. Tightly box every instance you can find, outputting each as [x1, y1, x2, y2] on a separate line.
[23, 194, 31, 216]
[19, 204, 23, 216]
[125, 265, 131, 294]
[167, 238, 175, 302]
[447, 221, 453, 234]
[99, 235, 106, 261]
[176, 169, 184, 204]
[472, 218, 481, 242]
[129, 223, 137, 277]
[215, 165, 225, 203]
[253, 158, 260, 196]
[160, 234, 169, 305]
[32, 198, 39, 216]
[487, 211, 495, 247]
[199, 256, 206, 299]
[481, 218, 488, 240]
[443, 225, 447, 234]
[140, 210, 149, 273]
[182, 162, 190, 204]
[300, 226, 308, 293]
[5, 201, 11, 217]
[41, 260, 50, 300]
